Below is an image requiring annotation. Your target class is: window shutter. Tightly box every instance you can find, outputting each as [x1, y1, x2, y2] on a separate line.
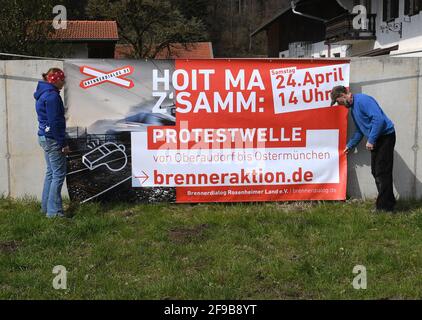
[383, 0, 388, 21]
[404, 0, 410, 15]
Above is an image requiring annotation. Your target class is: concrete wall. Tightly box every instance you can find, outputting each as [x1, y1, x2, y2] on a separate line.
[0, 60, 68, 199]
[0, 61, 9, 196]
[0, 57, 421, 200]
[349, 56, 422, 200]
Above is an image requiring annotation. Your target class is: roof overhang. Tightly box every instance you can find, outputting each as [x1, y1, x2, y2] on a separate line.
[250, 6, 291, 37]
[352, 45, 399, 57]
[250, 0, 347, 38]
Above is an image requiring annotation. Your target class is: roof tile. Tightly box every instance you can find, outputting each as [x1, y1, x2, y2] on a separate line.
[47, 21, 119, 41]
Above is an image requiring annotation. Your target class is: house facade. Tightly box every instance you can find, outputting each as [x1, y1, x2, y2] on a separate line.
[47, 21, 119, 58]
[251, 0, 422, 58]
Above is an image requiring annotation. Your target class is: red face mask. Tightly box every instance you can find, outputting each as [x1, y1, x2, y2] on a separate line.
[47, 70, 65, 84]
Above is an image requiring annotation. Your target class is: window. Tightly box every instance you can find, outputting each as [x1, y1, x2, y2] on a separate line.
[405, 0, 422, 16]
[383, 0, 399, 21]
[333, 53, 341, 57]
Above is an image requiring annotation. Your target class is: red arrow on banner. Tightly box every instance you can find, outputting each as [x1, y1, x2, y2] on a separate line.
[134, 171, 149, 185]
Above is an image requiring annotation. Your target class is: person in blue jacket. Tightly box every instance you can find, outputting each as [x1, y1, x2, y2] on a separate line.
[331, 85, 396, 212]
[34, 68, 70, 218]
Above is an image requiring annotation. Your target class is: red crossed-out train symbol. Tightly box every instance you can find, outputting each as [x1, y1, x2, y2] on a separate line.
[79, 65, 135, 89]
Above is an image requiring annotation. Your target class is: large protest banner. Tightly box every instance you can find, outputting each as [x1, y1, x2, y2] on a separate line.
[64, 59, 349, 203]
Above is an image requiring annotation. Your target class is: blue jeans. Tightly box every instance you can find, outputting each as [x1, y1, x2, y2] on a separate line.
[38, 136, 67, 217]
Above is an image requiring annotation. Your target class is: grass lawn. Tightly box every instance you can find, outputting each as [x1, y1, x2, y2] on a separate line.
[1, 197, 422, 299]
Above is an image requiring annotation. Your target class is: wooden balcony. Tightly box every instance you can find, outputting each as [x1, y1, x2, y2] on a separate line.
[325, 13, 376, 44]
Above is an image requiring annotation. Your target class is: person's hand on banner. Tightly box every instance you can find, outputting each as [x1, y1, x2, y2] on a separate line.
[366, 142, 374, 151]
[343, 147, 350, 155]
[62, 146, 71, 155]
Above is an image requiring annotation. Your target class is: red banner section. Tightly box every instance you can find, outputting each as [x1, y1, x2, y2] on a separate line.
[131, 59, 350, 202]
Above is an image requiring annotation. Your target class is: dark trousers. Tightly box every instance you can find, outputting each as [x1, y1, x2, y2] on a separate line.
[370, 132, 396, 211]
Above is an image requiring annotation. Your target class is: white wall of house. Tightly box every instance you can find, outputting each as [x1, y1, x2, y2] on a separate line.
[279, 41, 349, 58]
[367, 0, 422, 56]
[337, 0, 422, 50]
[335, 0, 422, 56]
[279, 49, 289, 58]
[310, 41, 349, 58]
[281, 0, 422, 58]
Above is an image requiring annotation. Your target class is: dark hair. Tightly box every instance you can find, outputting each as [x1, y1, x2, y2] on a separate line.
[330, 85, 348, 106]
[42, 68, 63, 81]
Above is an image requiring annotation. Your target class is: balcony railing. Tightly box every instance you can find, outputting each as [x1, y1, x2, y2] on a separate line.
[325, 13, 376, 44]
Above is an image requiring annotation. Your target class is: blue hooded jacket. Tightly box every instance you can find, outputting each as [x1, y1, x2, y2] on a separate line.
[347, 93, 395, 149]
[34, 81, 66, 148]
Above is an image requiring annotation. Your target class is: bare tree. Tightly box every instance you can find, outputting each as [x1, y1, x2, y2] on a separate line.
[87, 0, 208, 58]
